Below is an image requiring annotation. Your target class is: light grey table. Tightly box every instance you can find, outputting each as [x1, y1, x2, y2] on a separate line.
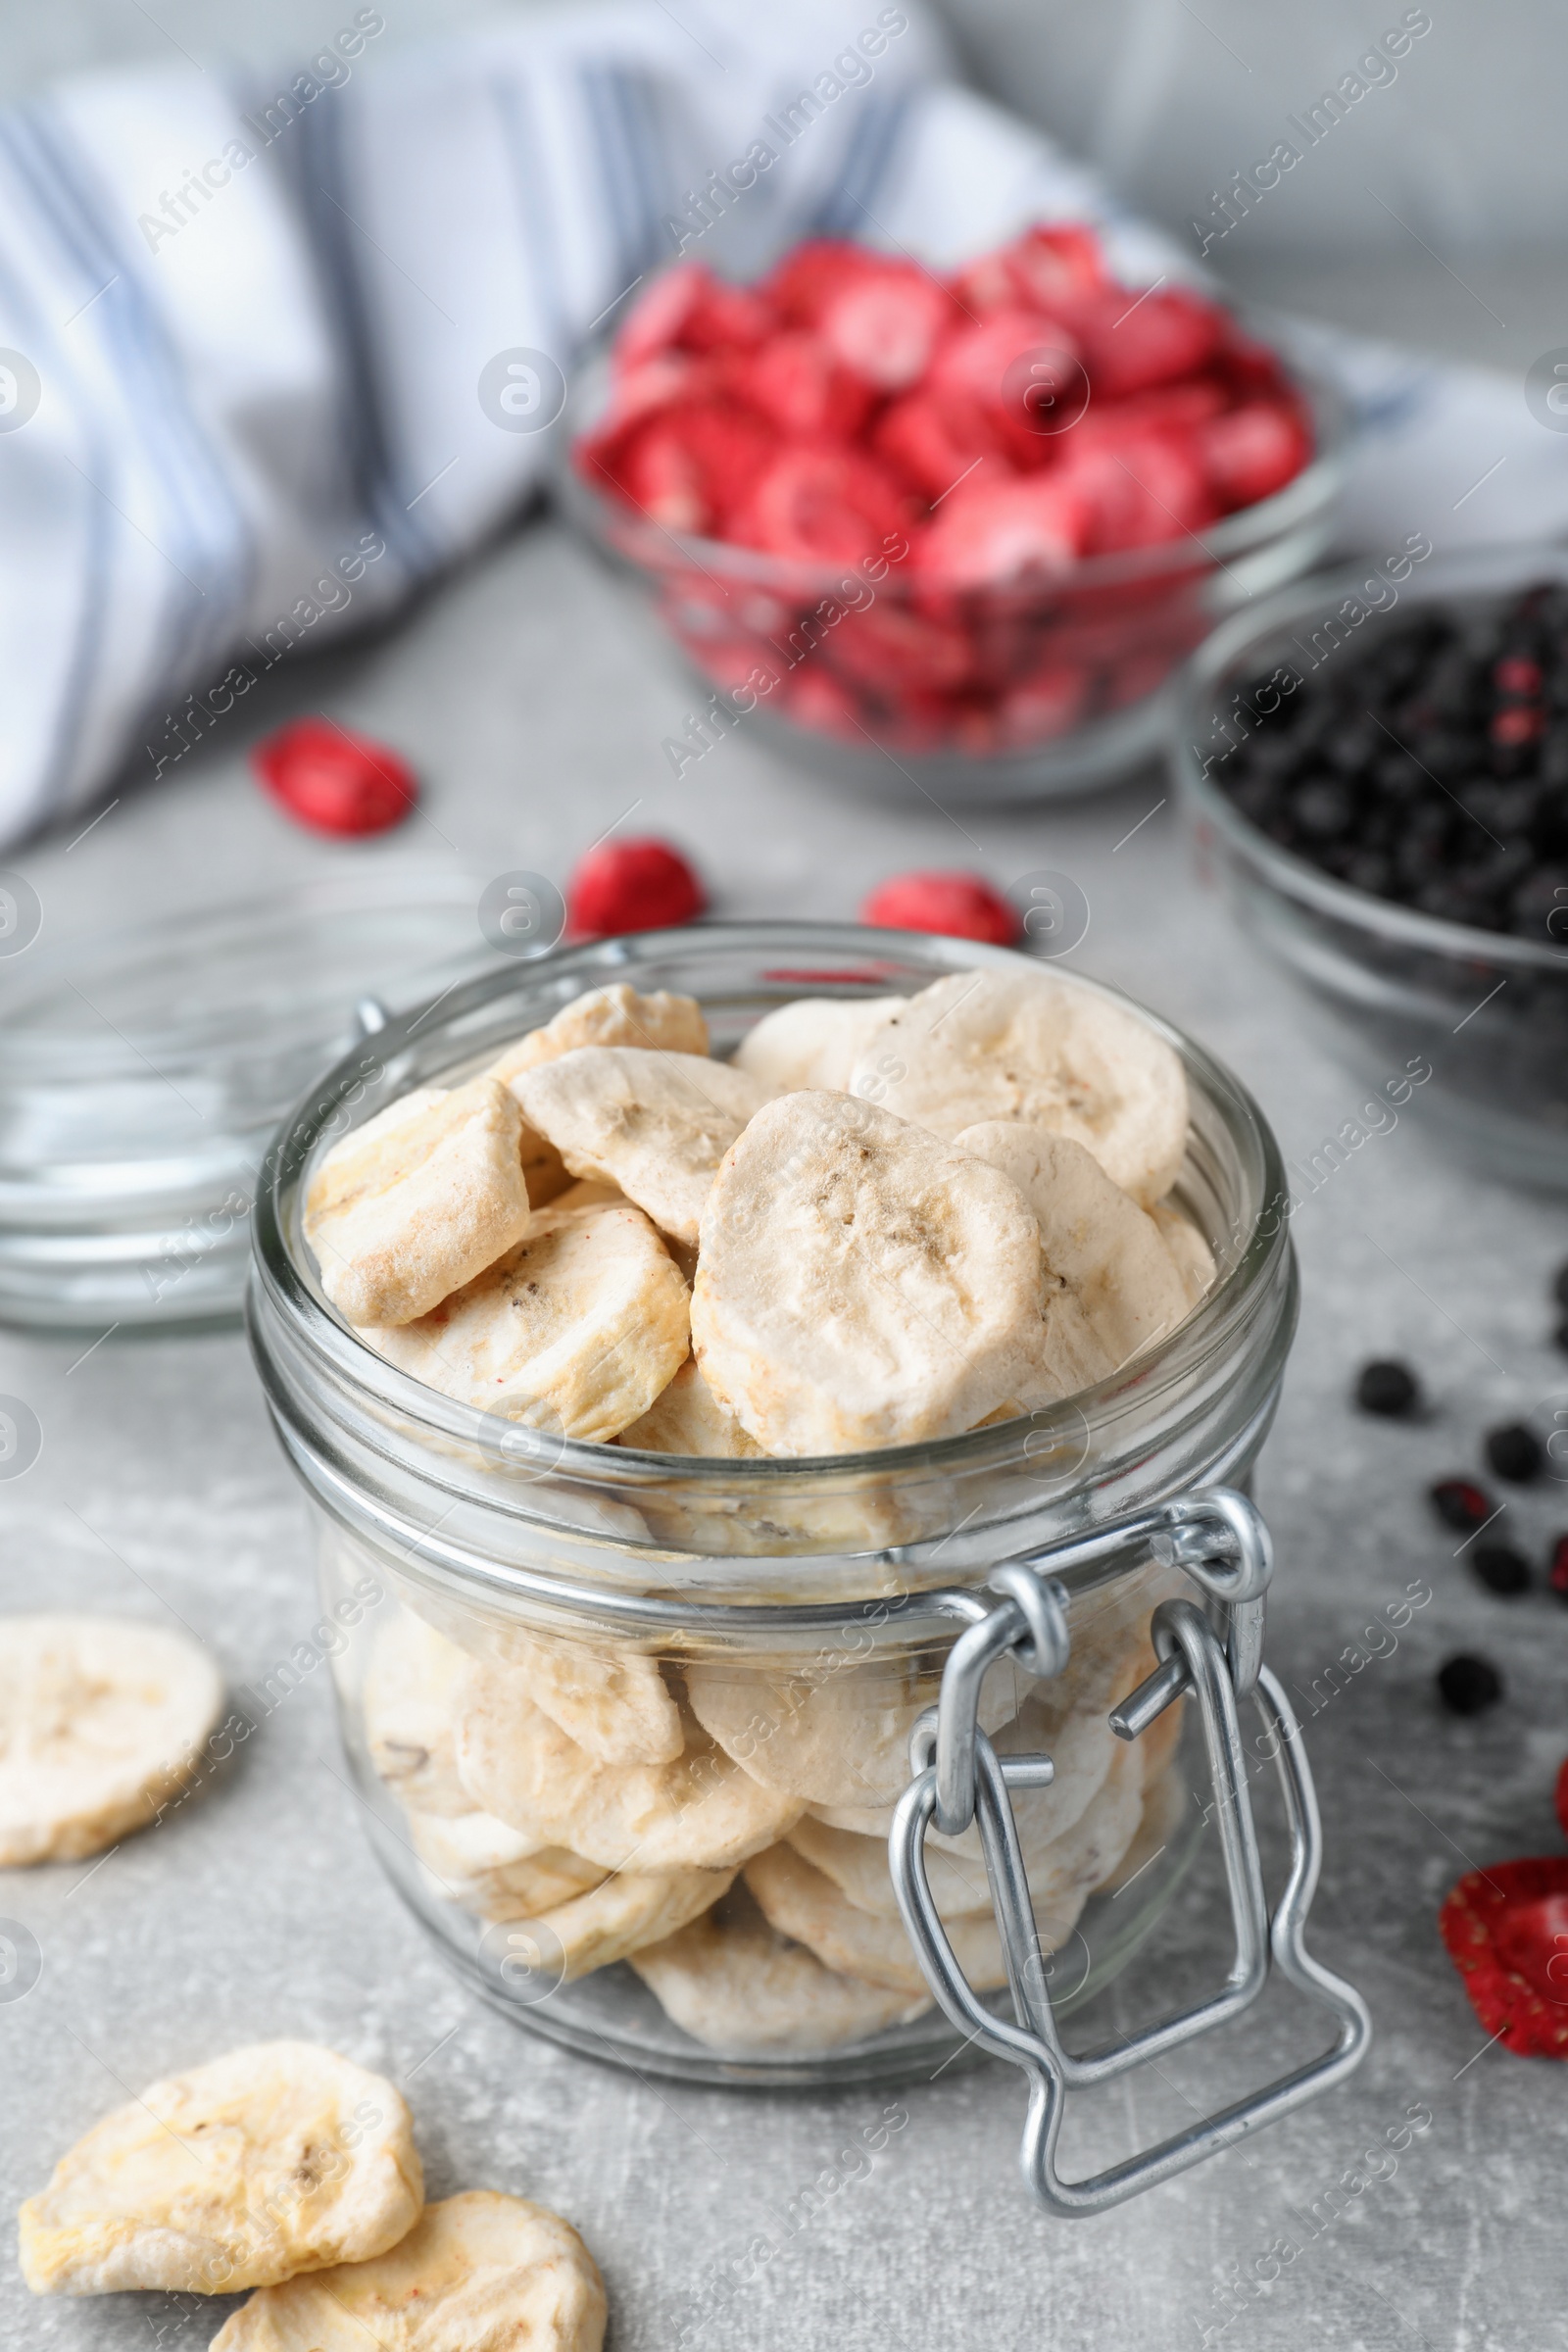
[5, 264, 1568, 2351]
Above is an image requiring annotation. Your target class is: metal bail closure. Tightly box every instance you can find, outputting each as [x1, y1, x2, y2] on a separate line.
[888, 1487, 1371, 2216]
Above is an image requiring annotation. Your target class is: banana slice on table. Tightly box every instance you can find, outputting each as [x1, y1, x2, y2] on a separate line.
[365, 1200, 690, 1444]
[956, 1123, 1191, 1368]
[631, 1886, 930, 2053]
[209, 2190, 607, 2352]
[846, 969, 1189, 1207]
[732, 995, 905, 1093]
[0, 1615, 222, 1867]
[362, 1608, 471, 1817]
[408, 1811, 607, 1919]
[305, 1076, 533, 1327]
[19, 2041, 421, 2297]
[1151, 1200, 1218, 1307]
[455, 1664, 800, 1872]
[691, 1091, 1048, 1454]
[514, 1048, 768, 1250]
[616, 1356, 764, 1457]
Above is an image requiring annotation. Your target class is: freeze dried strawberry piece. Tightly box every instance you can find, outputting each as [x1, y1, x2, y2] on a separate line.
[1441, 1859, 1568, 2058]
[734, 446, 912, 566]
[928, 310, 1082, 449]
[872, 392, 1012, 505]
[762, 237, 883, 326]
[826, 601, 974, 694]
[1079, 285, 1226, 401]
[860, 870, 1020, 943]
[819, 266, 953, 392]
[566, 837, 706, 938]
[1057, 429, 1217, 554]
[1196, 400, 1313, 512]
[730, 331, 874, 442]
[914, 473, 1090, 592]
[597, 402, 776, 534]
[252, 718, 416, 837]
[952, 222, 1107, 322]
[1072, 378, 1230, 443]
[615, 262, 771, 369]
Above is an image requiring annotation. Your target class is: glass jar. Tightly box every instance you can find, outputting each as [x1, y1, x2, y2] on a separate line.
[247, 924, 1298, 2088]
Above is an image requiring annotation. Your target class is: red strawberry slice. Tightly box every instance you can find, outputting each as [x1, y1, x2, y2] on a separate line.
[1196, 400, 1312, 512]
[872, 392, 1013, 505]
[1072, 378, 1229, 443]
[914, 473, 1091, 592]
[953, 222, 1106, 321]
[860, 870, 1020, 944]
[730, 331, 874, 442]
[616, 263, 771, 369]
[762, 238, 883, 326]
[1440, 1858, 1568, 2057]
[251, 719, 416, 837]
[819, 267, 953, 392]
[734, 446, 912, 567]
[566, 837, 706, 938]
[1080, 285, 1226, 401]
[826, 601, 974, 694]
[597, 401, 775, 535]
[928, 310, 1083, 457]
[1057, 429, 1216, 554]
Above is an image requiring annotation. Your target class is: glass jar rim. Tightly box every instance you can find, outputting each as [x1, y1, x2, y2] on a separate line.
[1173, 542, 1568, 976]
[249, 922, 1293, 1520]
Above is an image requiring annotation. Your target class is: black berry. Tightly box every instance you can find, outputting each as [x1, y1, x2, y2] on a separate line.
[1430, 1477, 1494, 1532]
[1437, 1654, 1504, 1715]
[1548, 1535, 1568, 1600]
[1471, 1543, 1532, 1596]
[1354, 1358, 1421, 1417]
[1484, 1423, 1543, 1484]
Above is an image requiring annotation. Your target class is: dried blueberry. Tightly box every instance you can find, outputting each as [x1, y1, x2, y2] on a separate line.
[1471, 1543, 1531, 1596]
[1437, 1654, 1503, 1715]
[1485, 1423, 1543, 1484]
[1354, 1359, 1421, 1417]
[1430, 1477, 1494, 1532]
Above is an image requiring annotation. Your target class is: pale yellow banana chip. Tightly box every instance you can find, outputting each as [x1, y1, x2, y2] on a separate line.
[491, 1631, 682, 1766]
[847, 970, 1189, 1206]
[209, 2189, 606, 2351]
[515, 1048, 768, 1248]
[691, 1091, 1048, 1454]
[631, 1887, 929, 2052]
[408, 1810, 607, 1920]
[552, 1175, 625, 1209]
[19, 2041, 422, 2297]
[0, 1615, 222, 1867]
[362, 1608, 471, 1817]
[455, 1663, 800, 1872]
[306, 1076, 533, 1327]
[1151, 1200, 1218, 1308]
[956, 1123, 1191, 1369]
[486, 983, 709, 1086]
[493, 1864, 736, 1984]
[616, 1356, 763, 1457]
[365, 1200, 690, 1443]
[732, 996, 905, 1093]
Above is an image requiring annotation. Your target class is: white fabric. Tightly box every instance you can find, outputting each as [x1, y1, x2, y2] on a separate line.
[0, 0, 1560, 846]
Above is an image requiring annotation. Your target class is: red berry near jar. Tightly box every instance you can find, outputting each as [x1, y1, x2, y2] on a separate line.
[251, 719, 417, 837]
[566, 838, 706, 939]
[859, 871, 1020, 945]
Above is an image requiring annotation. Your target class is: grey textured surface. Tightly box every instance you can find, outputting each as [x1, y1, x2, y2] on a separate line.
[4, 267, 1568, 2348]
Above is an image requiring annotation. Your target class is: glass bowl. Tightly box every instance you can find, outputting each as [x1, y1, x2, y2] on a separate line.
[247, 923, 1299, 2086]
[556, 338, 1348, 805]
[1173, 545, 1568, 1192]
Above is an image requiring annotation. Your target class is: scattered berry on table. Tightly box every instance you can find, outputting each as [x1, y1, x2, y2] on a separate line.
[565, 839, 706, 939]
[1436, 1654, 1503, 1716]
[1429, 1477, 1494, 1533]
[1353, 1358, 1421, 1418]
[1471, 1543, 1532, 1597]
[1547, 1535, 1568, 1601]
[251, 719, 417, 836]
[1485, 1423, 1544, 1484]
[1440, 1857, 1568, 2057]
[858, 871, 1021, 945]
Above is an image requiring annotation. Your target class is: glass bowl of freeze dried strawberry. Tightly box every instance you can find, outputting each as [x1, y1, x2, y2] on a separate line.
[561, 227, 1345, 800]
[1174, 544, 1568, 1190]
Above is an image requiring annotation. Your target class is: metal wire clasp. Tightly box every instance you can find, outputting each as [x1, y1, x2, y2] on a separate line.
[888, 1486, 1370, 2216]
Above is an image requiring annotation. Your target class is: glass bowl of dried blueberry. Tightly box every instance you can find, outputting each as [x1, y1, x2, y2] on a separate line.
[1174, 544, 1568, 1188]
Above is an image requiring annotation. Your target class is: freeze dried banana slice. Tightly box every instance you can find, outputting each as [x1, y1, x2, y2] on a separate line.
[455, 1664, 800, 1872]
[631, 1888, 929, 2052]
[733, 996, 905, 1093]
[616, 1356, 764, 1457]
[409, 1811, 607, 1919]
[306, 1076, 533, 1327]
[499, 1864, 736, 1984]
[956, 1123, 1190, 1369]
[1152, 1201, 1217, 1309]
[366, 1200, 690, 1444]
[552, 1175, 625, 1209]
[19, 2041, 422, 2297]
[487, 983, 709, 1087]
[210, 2190, 607, 2352]
[848, 970, 1189, 1207]
[0, 1615, 223, 1867]
[692, 1091, 1047, 1454]
[496, 1631, 682, 1766]
[362, 1608, 471, 1817]
[515, 1049, 768, 1249]
[686, 1656, 1023, 1811]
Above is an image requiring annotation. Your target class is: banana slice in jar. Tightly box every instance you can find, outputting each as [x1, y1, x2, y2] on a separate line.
[487, 1632, 683, 1767]
[744, 1840, 1055, 1995]
[691, 1091, 1049, 1453]
[365, 1200, 690, 1444]
[732, 996, 905, 1093]
[490, 1865, 737, 1984]
[209, 2190, 607, 2351]
[1151, 1200, 1218, 1307]
[361, 1607, 472, 1817]
[18, 2041, 422, 2296]
[407, 1811, 608, 1919]
[514, 1048, 768, 1249]
[485, 983, 709, 1085]
[0, 1615, 222, 1866]
[631, 1886, 930, 2053]
[616, 1356, 764, 1457]
[847, 969, 1189, 1207]
[305, 1077, 533, 1328]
